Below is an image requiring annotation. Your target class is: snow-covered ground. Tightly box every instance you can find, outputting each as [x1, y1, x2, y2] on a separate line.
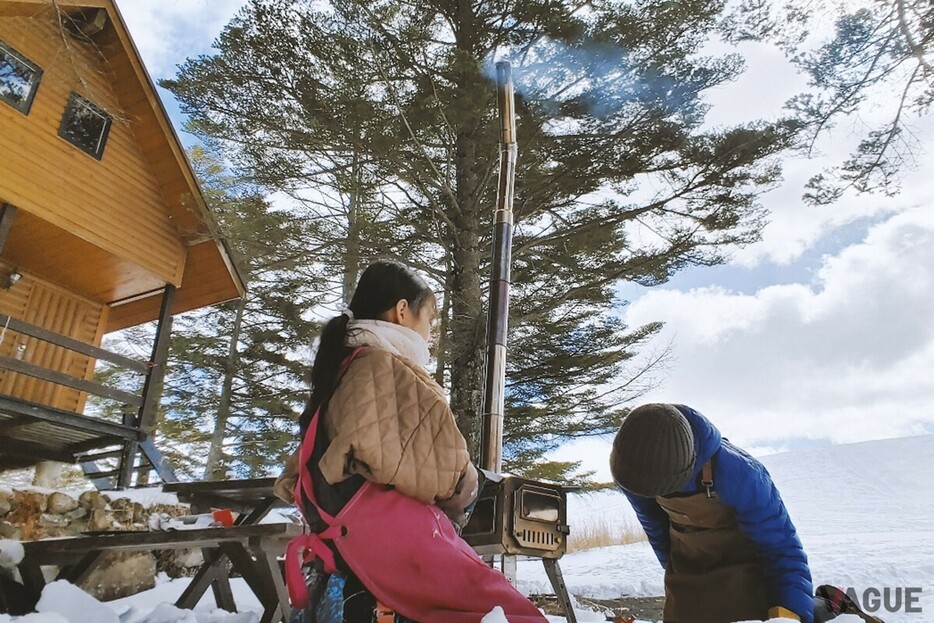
[3, 434, 931, 622]
[518, 434, 934, 622]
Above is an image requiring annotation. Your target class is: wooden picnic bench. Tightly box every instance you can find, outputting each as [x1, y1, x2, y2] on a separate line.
[16, 522, 302, 623]
[163, 477, 287, 526]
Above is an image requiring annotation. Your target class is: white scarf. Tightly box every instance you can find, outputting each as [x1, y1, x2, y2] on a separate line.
[345, 319, 430, 367]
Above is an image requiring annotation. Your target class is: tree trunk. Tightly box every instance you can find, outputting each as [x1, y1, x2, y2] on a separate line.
[446, 0, 489, 455]
[433, 255, 453, 387]
[448, 129, 486, 453]
[32, 461, 64, 488]
[205, 299, 246, 480]
[448, 238, 485, 455]
[342, 148, 361, 304]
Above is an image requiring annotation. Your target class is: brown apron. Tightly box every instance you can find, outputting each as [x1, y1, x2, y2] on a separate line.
[655, 461, 771, 623]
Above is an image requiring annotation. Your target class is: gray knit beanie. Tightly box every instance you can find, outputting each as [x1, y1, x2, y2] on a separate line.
[609, 403, 696, 497]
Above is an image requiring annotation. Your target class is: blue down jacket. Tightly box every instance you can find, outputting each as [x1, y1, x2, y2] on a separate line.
[622, 405, 814, 622]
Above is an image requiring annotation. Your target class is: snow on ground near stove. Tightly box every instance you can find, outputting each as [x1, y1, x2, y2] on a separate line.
[518, 433, 934, 622]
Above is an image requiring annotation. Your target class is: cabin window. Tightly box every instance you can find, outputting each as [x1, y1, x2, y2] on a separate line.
[59, 92, 112, 160]
[0, 40, 42, 114]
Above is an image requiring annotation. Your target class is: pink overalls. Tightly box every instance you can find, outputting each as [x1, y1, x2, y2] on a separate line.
[285, 349, 547, 623]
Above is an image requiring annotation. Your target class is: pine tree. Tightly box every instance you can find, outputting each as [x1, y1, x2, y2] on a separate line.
[165, 0, 800, 481]
[158, 148, 325, 479]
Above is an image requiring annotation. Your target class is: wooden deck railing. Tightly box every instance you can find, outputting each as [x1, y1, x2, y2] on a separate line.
[0, 286, 177, 488]
[0, 312, 149, 410]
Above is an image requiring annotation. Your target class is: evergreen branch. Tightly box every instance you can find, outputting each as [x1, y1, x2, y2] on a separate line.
[370, 53, 464, 222]
[896, 0, 933, 74]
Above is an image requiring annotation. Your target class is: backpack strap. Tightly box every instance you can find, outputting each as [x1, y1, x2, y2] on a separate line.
[295, 404, 334, 522]
[286, 347, 366, 608]
[294, 346, 366, 523]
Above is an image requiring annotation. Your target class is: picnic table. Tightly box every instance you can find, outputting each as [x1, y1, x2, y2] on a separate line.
[17, 523, 301, 622]
[12, 479, 300, 623]
[162, 477, 288, 525]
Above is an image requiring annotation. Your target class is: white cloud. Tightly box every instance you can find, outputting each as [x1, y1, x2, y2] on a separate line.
[115, 0, 246, 80]
[702, 40, 809, 128]
[621, 207, 934, 450]
[730, 140, 934, 267]
[702, 37, 934, 269]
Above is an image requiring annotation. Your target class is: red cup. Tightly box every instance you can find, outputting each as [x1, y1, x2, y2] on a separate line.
[212, 508, 235, 527]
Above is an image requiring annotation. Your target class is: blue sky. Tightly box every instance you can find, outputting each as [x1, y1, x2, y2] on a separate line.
[116, 1, 934, 480]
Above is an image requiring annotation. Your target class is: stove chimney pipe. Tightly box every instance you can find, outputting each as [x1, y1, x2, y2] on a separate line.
[479, 61, 517, 473]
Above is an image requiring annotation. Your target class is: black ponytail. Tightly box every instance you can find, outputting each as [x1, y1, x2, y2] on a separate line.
[301, 260, 436, 430]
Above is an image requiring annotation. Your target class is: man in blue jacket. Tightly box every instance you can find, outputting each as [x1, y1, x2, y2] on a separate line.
[610, 403, 814, 623]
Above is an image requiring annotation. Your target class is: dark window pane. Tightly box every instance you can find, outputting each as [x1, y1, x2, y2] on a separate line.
[0, 40, 42, 114]
[59, 93, 112, 159]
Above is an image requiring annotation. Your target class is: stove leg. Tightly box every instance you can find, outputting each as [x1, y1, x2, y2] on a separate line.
[542, 558, 577, 623]
[502, 554, 517, 585]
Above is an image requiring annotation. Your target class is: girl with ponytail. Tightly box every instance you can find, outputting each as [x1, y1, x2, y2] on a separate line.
[303, 260, 437, 433]
[278, 260, 547, 623]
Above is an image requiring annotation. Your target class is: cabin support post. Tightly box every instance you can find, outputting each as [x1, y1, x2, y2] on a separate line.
[116, 411, 138, 489]
[137, 284, 175, 432]
[118, 284, 174, 488]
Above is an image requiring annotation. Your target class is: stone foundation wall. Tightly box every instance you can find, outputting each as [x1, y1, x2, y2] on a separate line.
[0, 488, 204, 600]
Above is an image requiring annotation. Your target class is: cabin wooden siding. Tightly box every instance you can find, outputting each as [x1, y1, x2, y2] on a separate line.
[0, 262, 105, 413]
[0, 208, 167, 304]
[0, 8, 186, 288]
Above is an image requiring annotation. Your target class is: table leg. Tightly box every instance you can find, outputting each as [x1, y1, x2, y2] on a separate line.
[219, 542, 266, 597]
[219, 541, 287, 623]
[252, 539, 290, 623]
[60, 550, 105, 586]
[176, 547, 235, 612]
[1, 572, 34, 616]
[17, 556, 45, 613]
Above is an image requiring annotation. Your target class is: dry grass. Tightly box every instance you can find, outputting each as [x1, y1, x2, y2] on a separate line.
[566, 516, 648, 553]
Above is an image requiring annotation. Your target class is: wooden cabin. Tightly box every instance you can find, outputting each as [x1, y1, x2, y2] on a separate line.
[0, 0, 245, 487]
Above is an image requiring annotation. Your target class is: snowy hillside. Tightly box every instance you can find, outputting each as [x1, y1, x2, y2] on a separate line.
[518, 433, 934, 622]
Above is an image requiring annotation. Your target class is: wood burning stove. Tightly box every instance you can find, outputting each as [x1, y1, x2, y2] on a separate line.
[462, 472, 569, 558]
[462, 471, 578, 622]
